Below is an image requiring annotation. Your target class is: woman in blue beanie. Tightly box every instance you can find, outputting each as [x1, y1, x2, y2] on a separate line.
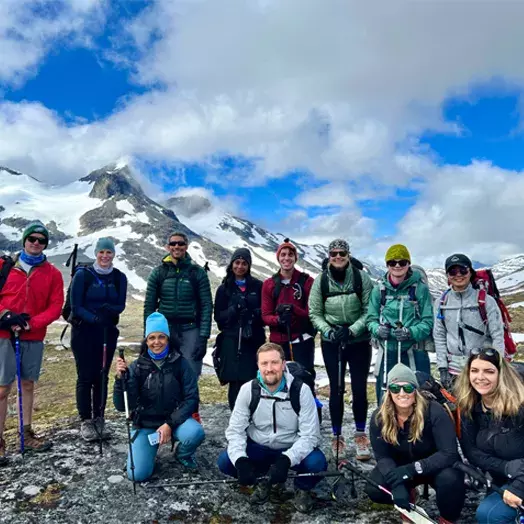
[69, 237, 127, 442]
[113, 312, 204, 479]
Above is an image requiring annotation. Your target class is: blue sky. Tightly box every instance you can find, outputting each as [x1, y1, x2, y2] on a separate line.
[1, 1, 524, 265]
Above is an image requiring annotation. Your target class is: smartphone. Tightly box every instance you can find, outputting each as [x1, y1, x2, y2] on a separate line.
[148, 432, 160, 446]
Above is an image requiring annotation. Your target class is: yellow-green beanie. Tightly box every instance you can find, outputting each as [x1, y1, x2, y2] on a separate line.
[385, 244, 411, 263]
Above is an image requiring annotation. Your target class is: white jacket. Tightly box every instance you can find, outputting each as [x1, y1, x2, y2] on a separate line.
[433, 284, 504, 372]
[226, 369, 320, 467]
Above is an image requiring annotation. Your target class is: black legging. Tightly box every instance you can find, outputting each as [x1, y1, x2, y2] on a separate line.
[71, 324, 118, 420]
[365, 465, 465, 522]
[321, 339, 371, 433]
[227, 381, 246, 410]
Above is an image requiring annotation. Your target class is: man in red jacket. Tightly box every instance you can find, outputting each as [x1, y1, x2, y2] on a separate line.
[0, 222, 64, 462]
[261, 239, 316, 377]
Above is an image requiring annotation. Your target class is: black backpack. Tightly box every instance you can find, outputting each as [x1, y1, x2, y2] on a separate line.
[0, 255, 15, 294]
[248, 361, 315, 417]
[320, 258, 363, 304]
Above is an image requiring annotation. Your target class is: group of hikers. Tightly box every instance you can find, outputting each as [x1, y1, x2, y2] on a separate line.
[0, 221, 522, 523]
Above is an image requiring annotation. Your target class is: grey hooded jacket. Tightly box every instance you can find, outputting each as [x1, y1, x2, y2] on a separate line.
[433, 284, 504, 372]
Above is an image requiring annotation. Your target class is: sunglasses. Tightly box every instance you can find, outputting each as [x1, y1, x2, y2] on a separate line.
[447, 266, 469, 276]
[471, 348, 499, 358]
[169, 241, 187, 247]
[329, 250, 348, 258]
[386, 259, 409, 268]
[26, 236, 47, 245]
[388, 383, 416, 394]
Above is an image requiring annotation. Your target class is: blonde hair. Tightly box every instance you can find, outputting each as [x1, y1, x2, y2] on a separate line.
[455, 352, 524, 419]
[257, 342, 285, 361]
[376, 390, 428, 445]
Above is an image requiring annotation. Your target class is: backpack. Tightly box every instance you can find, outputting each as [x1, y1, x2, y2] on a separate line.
[437, 268, 517, 361]
[320, 258, 363, 304]
[248, 361, 316, 417]
[0, 255, 15, 294]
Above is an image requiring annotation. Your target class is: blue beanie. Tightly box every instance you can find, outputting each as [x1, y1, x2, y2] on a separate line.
[145, 312, 170, 338]
[94, 237, 115, 255]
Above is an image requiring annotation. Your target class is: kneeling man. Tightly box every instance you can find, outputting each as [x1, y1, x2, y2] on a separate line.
[217, 342, 327, 513]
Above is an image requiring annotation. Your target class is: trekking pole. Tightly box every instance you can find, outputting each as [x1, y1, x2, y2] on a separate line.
[454, 461, 524, 512]
[237, 325, 243, 356]
[335, 341, 344, 466]
[98, 327, 108, 456]
[340, 462, 438, 524]
[60, 243, 79, 349]
[286, 321, 294, 362]
[146, 471, 344, 489]
[14, 332, 24, 456]
[120, 348, 136, 495]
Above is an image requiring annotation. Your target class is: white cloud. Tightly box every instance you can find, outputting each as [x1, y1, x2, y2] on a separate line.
[0, 0, 107, 86]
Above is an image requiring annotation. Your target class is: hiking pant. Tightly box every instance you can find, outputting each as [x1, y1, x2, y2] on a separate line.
[217, 439, 328, 491]
[321, 339, 372, 434]
[476, 485, 519, 523]
[282, 337, 316, 380]
[175, 327, 202, 377]
[228, 381, 247, 411]
[365, 466, 465, 523]
[71, 324, 118, 420]
[375, 347, 431, 404]
[127, 419, 205, 482]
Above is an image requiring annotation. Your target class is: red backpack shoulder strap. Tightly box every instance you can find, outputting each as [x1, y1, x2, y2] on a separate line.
[477, 288, 487, 324]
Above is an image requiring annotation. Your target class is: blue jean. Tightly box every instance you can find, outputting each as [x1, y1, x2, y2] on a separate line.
[217, 439, 328, 491]
[127, 418, 205, 482]
[476, 486, 519, 523]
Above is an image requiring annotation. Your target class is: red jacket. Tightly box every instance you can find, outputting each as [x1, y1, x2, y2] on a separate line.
[261, 269, 314, 344]
[0, 256, 64, 341]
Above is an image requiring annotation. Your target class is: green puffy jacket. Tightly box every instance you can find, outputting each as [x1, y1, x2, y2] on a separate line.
[308, 266, 373, 343]
[366, 269, 434, 353]
[144, 254, 213, 338]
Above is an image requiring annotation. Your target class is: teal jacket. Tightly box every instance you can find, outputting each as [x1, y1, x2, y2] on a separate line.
[308, 266, 373, 343]
[144, 253, 213, 338]
[366, 269, 434, 353]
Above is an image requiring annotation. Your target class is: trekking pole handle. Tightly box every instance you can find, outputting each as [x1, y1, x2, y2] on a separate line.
[454, 461, 524, 510]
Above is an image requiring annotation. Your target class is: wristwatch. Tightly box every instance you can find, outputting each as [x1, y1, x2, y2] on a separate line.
[414, 461, 423, 475]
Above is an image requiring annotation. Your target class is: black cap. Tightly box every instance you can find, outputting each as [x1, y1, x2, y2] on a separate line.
[231, 247, 252, 267]
[445, 253, 472, 272]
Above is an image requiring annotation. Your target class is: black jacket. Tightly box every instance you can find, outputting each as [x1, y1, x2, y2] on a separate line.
[460, 403, 524, 498]
[370, 401, 460, 477]
[113, 350, 198, 430]
[213, 275, 265, 383]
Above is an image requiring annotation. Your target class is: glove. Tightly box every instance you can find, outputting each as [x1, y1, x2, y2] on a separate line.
[233, 295, 247, 311]
[0, 312, 30, 330]
[385, 464, 416, 488]
[391, 484, 411, 511]
[235, 457, 257, 486]
[392, 326, 411, 341]
[505, 459, 524, 479]
[93, 314, 115, 327]
[329, 325, 351, 344]
[195, 336, 208, 360]
[268, 454, 291, 485]
[276, 304, 293, 326]
[439, 368, 453, 390]
[377, 324, 391, 340]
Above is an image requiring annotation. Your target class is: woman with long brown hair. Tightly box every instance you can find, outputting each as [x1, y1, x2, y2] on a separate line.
[457, 348, 524, 523]
[366, 364, 464, 524]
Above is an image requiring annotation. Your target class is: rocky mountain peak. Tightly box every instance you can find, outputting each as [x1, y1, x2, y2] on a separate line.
[80, 164, 145, 201]
[165, 194, 213, 218]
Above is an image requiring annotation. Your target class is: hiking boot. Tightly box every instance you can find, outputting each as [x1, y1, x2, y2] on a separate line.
[293, 489, 314, 513]
[80, 420, 98, 442]
[270, 483, 291, 503]
[354, 431, 371, 461]
[176, 455, 198, 470]
[331, 435, 346, 458]
[23, 427, 52, 452]
[0, 437, 7, 466]
[93, 417, 111, 440]
[250, 481, 270, 505]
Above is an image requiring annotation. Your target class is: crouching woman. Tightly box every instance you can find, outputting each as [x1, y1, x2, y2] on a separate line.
[366, 364, 464, 524]
[456, 348, 524, 524]
[113, 312, 205, 481]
